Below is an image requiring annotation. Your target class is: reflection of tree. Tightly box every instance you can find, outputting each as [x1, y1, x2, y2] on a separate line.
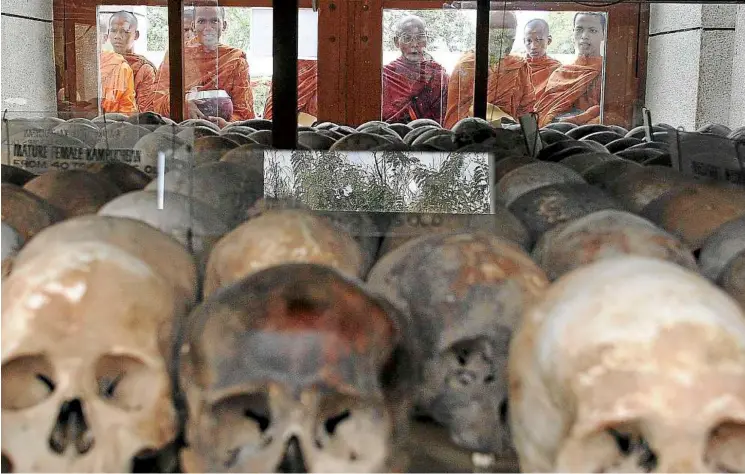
[145, 7, 251, 52]
[269, 150, 489, 214]
[383, 10, 476, 53]
[546, 12, 577, 56]
[146, 7, 168, 51]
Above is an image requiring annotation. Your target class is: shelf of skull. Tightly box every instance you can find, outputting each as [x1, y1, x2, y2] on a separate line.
[1, 110, 744, 472]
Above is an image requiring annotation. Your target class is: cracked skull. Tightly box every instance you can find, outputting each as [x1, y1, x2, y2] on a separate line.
[367, 232, 549, 455]
[179, 263, 416, 473]
[509, 256, 745, 473]
[1, 242, 183, 472]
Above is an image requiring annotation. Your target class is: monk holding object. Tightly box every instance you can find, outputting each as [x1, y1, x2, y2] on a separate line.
[535, 12, 605, 127]
[382, 15, 448, 125]
[107, 11, 156, 113]
[444, 10, 534, 128]
[99, 17, 137, 115]
[154, 3, 255, 127]
[523, 19, 561, 103]
[263, 60, 318, 122]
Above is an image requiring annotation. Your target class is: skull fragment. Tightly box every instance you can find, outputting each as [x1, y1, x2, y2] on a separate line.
[179, 263, 416, 473]
[367, 232, 549, 455]
[509, 256, 745, 473]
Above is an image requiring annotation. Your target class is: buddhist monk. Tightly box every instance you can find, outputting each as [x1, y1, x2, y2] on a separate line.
[523, 18, 561, 102]
[183, 8, 196, 43]
[443, 10, 534, 129]
[107, 11, 156, 113]
[100, 18, 137, 115]
[153, 3, 255, 127]
[381, 15, 448, 125]
[535, 12, 605, 127]
[262, 59, 318, 121]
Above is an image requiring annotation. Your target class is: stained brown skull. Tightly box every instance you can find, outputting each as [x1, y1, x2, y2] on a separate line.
[203, 209, 364, 297]
[23, 170, 122, 218]
[1, 183, 65, 242]
[509, 256, 745, 472]
[2, 242, 184, 472]
[367, 232, 549, 456]
[179, 263, 415, 473]
[532, 210, 698, 280]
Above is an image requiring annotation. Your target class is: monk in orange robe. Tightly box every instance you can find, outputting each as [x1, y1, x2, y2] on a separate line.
[523, 18, 562, 102]
[262, 59, 318, 120]
[381, 15, 448, 125]
[106, 11, 156, 112]
[444, 10, 534, 129]
[99, 50, 137, 115]
[153, 4, 255, 127]
[535, 12, 606, 127]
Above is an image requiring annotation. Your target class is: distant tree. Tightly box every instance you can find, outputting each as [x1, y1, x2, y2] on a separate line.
[383, 10, 476, 52]
[222, 7, 252, 51]
[546, 12, 576, 55]
[146, 7, 168, 51]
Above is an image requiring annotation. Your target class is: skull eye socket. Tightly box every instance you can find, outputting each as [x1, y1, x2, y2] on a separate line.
[94, 354, 150, 411]
[706, 421, 745, 473]
[606, 426, 658, 472]
[212, 393, 272, 433]
[1, 355, 56, 410]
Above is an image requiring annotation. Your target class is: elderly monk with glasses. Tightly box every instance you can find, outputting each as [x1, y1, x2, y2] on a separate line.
[381, 15, 449, 125]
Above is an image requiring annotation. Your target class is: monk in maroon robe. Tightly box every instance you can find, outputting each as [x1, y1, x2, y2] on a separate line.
[382, 15, 448, 125]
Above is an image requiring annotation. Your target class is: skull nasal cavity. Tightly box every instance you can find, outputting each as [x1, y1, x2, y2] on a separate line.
[48, 398, 94, 456]
[2, 452, 13, 473]
[276, 436, 307, 473]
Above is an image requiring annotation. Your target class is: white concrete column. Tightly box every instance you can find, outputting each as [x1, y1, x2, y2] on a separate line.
[1, 0, 57, 116]
[645, 4, 738, 130]
[729, 5, 745, 128]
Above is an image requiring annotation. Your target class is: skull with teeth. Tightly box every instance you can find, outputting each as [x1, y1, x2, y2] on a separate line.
[367, 232, 549, 456]
[179, 263, 416, 473]
[1, 242, 187, 472]
[509, 256, 745, 473]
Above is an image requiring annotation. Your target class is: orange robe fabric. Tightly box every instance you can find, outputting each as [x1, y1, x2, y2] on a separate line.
[262, 59, 318, 120]
[100, 51, 137, 115]
[444, 52, 535, 129]
[153, 40, 255, 121]
[535, 56, 603, 127]
[526, 55, 562, 102]
[123, 53, 157, 113]
[381, 56, 449, 125]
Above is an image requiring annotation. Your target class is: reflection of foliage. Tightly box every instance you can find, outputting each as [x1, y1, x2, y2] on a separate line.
[546, 12, 577, 55]
[222, 8, 252, 51]
[146, 7, 168, 51]
[383, 10, 476, 53]
[145, 7, 251, 52]
[253, 79, 271, 117]
[266, 150, 489, 214]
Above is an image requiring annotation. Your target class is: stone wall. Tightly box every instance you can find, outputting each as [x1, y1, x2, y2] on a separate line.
[1, 0, 58, 116]
[645, 4, 742, 130]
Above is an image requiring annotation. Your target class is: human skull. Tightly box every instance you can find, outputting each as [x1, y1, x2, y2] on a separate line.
[509, 256, 745, 472]
[1, 183, 65, 242]
[495, 162, 585, 207]
[203, 209, 364, 297]
[2, 242, 184, 472]
[23, 170, 122, 218]
[532, 210, 698, 280]
[179, 263, 416, 473]
[367, 232, 549, 455]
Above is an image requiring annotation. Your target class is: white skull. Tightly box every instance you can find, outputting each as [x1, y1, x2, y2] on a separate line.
[1, 242, 182, 472]
[509, 256, 745, 473]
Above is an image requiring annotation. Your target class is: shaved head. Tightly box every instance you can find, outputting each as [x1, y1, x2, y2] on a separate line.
[395, 14, 425, 37]
[524, 18, 552, 58]
[525, 18, 549, 35]
[394, 14, 430, 63]
[489, 10, 517, 30]
[109, 10, 137, 29]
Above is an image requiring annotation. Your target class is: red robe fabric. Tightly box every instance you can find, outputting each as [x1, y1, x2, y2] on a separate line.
[153, 40, 255, 121]
[262, 59, 318, 120]
[99, 51, 137, 115]
[535, 56, 603, 127]
[381, 56, 449, 125]
[123, 53, 157, 113]
[444, 52, 534, 129]
[526, 55, 562, 102]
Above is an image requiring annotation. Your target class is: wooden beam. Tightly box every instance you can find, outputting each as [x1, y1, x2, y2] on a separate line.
[317, 0, 348, 124]
[166, 1, 183, 121]
[473, 0, 489, 120]
[272, 0, 299, 147]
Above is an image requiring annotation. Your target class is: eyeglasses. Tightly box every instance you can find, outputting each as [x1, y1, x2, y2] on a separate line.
[398, 33, 431, 45]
